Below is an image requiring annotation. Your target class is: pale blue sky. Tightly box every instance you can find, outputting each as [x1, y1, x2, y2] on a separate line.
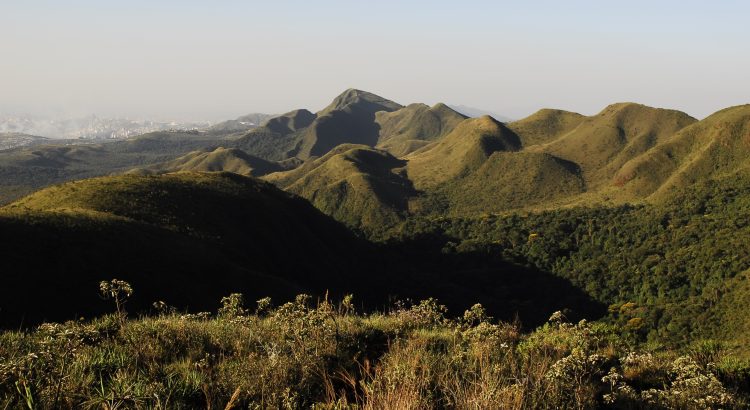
[1, 1, 748, 120]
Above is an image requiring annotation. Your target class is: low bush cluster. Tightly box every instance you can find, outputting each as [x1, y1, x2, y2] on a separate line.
[1, 284, 749, 408]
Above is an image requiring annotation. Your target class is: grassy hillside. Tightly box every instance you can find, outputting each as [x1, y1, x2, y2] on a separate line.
[231, 127, 301, 161]
[433, 152, 585, 215]
[507, 108, 585, 147]
[5, 173, 361, 265]
[406, 116, 522, 189]
[105, 130, 237, 156]
[127, 147, 283, 177]
[525, 103, 697, 188]
[269, 115, 583, 225]
[236, 101, 707, 230]
[266, 145, 414, 229]
[6, 144, 110, 168]
[237, 101, 750, 234]
[230, 110, 318, 161]
[613, 104, 750, 199]
[374, 102, 467, 156]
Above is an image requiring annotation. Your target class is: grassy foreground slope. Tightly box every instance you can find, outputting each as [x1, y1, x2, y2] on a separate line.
[1, 295, 747, 409]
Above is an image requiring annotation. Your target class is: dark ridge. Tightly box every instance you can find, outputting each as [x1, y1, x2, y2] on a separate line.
[264, 109, 317, 135]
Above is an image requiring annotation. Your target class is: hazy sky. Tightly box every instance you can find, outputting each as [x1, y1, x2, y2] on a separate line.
[2, 1, 749, 121]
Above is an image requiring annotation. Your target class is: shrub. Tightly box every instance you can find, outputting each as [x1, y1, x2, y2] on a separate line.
[0, 293, 745, 409]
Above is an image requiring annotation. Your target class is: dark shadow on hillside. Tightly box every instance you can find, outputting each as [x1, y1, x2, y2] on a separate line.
[0, 171, 604, 329]
[366, 238, 606, 329]
[264, 109, 317, 135]
[307, 108, 382, 158]
[349, 150, 418, 213]
[0, 215, 605, 330]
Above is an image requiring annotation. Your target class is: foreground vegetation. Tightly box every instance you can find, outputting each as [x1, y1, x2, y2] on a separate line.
[2, 283, 749, 409]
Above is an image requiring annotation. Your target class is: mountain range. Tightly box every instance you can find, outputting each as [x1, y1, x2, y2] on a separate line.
[228, 90, 749, 231]
[4, 88, 749, 237]
[1, 89, 750, 353]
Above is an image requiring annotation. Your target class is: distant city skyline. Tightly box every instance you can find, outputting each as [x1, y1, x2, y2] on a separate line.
[2, 1, 749, 121]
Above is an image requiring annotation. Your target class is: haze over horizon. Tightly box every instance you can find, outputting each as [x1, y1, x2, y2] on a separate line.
[2, 0, 749, 122]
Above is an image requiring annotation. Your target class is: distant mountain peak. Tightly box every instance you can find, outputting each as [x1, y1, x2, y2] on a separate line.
[528, 108, 584, 117]
[448, 105, 512, 122]
[431, 102, 452, 111]
[320, 89, 402, 115]
[472, 114, 505, 128]
[594, 102, 696, 121]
